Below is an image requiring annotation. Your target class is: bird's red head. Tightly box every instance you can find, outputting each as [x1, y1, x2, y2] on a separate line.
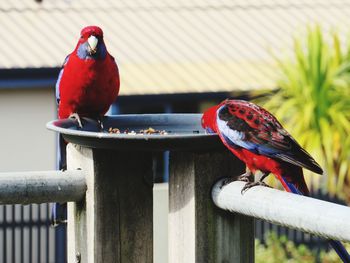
[75, 26, 107, 59]
[80, 26, 104, 40]
[201, 103, 221, 133]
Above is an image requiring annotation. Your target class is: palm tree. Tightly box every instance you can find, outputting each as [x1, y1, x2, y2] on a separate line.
[256, 26, 350, 200]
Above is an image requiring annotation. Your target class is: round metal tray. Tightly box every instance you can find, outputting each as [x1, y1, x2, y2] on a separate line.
[46, 114, 222, 151]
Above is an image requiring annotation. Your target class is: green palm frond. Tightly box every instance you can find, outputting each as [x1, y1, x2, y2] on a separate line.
[256, 26, 350, 199]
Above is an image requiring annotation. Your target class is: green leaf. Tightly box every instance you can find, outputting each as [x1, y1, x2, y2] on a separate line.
[255, 25, 350, 199]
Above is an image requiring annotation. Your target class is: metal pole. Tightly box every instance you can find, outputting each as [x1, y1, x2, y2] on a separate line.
[212, 179, 350, 242]
[0, 170, 85, 204]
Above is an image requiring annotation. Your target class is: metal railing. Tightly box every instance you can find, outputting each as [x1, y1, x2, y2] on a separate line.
[212, 179, 350, 242]
[0, 170, 85, 263]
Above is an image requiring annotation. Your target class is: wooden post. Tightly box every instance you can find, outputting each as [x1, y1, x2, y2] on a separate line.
[67, 144, 153, 263]
[168, 150, 254, 263]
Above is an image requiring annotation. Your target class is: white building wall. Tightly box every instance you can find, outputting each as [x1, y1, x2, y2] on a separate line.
[0, 88, 56, 172]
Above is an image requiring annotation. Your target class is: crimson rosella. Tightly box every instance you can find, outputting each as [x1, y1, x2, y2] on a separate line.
[202, 99, 350, 262]
[52, 25, 120, 226]
[56, 25, 120, 127]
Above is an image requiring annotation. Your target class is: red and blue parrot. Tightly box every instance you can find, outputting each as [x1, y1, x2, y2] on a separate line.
[202, 99, 350, 262]
[56, 25, 120, 127]
[52, 26, 120, 225]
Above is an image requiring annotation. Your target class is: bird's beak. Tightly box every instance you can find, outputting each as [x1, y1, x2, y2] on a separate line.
[87, 35, 98, 55]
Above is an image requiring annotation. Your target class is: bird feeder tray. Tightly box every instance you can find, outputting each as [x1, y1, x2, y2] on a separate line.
[46, 113, 222, 151]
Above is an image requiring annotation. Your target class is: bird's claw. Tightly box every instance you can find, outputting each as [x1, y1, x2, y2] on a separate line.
[69, 113, 83, 128]
[220, 170, 253, 189]
[241, 181, 271, 195]
[237, 173, 252, 182]
[220, 177, 235, 189]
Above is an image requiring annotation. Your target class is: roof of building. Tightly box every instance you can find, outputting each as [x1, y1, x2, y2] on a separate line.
[1, 0, 350, 95]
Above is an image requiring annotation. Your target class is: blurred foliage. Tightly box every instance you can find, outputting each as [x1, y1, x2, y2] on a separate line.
[255, 26, 350, 200]
[255, 232, 349, 263]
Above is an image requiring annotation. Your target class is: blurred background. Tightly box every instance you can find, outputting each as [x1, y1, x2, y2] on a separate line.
[0, 0, 349, 262]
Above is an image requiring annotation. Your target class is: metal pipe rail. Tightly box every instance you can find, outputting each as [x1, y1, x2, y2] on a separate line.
[0, 170, 86, 204]
[212, 179, 350, 242]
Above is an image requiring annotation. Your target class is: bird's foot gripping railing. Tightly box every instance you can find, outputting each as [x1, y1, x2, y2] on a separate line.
[0, 114, 349, 263]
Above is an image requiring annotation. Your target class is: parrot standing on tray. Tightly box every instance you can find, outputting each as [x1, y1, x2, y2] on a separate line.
[202, 99, 350, 262]
[52, 25, 120, 225]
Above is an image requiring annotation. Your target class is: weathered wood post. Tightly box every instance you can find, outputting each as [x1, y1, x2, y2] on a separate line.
[66, 145, 153, 263]
[169, 151, 254, 263]
[47, 114, 255, 263]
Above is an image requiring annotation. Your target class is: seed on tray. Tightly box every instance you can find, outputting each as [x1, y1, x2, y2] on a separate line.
[108, 127, 168, 135]
[108, 128, 120, 134]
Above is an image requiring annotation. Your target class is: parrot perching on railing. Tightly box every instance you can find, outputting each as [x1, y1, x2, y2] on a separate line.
[202, 99, 350, 262]
[52, 25, 120, 226]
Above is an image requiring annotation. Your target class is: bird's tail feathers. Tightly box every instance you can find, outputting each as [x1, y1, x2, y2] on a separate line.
[280, 171, 350, 262]
[329, 240, 350, 263]
[284, 181, 302, 195]
[51, 203, 67, 227]
[280, 166, 309, 196]
[51, 134, 68, 227]
[57, 134, 67, 170]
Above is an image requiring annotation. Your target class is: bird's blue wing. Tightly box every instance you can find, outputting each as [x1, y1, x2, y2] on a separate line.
[55, 55, 70, 105]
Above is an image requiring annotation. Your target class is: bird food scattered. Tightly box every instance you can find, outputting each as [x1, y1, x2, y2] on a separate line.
[108, 128, 121, 134]
[108, 127, 168, 135]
